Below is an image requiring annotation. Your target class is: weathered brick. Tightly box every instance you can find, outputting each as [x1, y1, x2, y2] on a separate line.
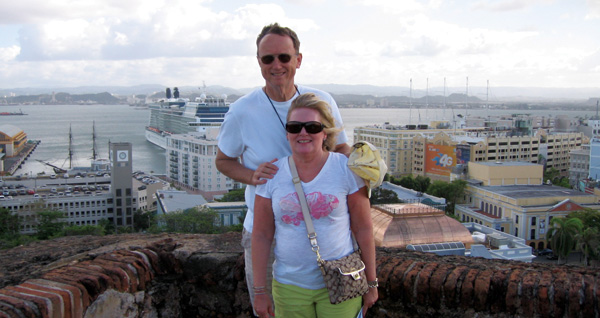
[26, 279, 83, 318]
[388, 259, 415, 302]
[459, 268, 479, 310]
[519, 269, 540, 317]
[472, 268, 492, 312]
[536, 271, 553, 317]
[567, 271, 583, 318]
[427, 263, 453, 310]
[0, 290, 46, 318]
[415, 262, 438, 306]
[552, 269, 568, 317]
[19, 283, 71, 318]
[0, 299, 28, 318]
[505, 268, 524, 315]
[40, 273, 91, 309]
[488, 268, 509, 313]
[402, 261, 427, 303]
[581, 274, 595, 318]
[95, 253, 141, 292]
[84, 261, 129, 292]
[442, 265, 468, 309]
[6, 287, 61, 318]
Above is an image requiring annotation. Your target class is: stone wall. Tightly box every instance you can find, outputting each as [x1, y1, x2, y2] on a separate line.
[0, 233, 599, 317]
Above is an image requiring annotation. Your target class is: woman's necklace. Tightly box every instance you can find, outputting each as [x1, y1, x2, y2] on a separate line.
[264, 85, 301, 129]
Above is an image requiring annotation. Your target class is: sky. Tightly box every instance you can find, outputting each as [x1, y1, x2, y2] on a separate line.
[1, 0, 600, 93]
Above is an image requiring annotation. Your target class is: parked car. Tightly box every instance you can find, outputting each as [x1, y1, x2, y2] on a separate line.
[546, 254, 559, 260]
[537, 248, 553, 256]
[27, 189, 35, 195]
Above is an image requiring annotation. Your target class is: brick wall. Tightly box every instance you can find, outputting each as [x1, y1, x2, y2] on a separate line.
[0, 233, 598, 317]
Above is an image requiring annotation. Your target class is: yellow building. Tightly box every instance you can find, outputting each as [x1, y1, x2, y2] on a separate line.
[455, 161, 600, 250]
[0, 124, 27, 157]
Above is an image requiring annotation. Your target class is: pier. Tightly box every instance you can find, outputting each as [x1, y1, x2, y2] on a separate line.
[1, 140, 40, 176]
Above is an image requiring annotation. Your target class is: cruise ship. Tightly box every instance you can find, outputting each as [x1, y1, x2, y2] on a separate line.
[145, 94, 230, 149]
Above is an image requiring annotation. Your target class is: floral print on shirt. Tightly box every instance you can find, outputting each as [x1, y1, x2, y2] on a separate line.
[279, 191, 340, 226]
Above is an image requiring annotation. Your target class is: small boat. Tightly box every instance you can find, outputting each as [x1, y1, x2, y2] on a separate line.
[0, 109, 27, 116]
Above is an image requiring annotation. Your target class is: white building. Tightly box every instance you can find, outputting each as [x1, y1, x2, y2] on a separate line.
[165, 127, 242, 200]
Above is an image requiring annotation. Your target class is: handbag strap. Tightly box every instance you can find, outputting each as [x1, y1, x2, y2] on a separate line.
[288, 156, 322, 260]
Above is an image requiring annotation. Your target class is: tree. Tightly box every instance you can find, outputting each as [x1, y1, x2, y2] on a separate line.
[576, 227, 600, 266]
[156, 206, 220, 234]
[166, 87, 172, 99]
[547, 217, 583, 264]
[369, 188, 402, 205]
[0, 208, 20, 239]
[36, 211, 66, 240]
[397, 175, 415, 189]
[425, 179, 466, 215]
[173, 87, 179, 98]
[218, 188, 246, 202]
[568, 209, 600, 231]
[133, 209, 155, 232]
[414, 176, 431, 193]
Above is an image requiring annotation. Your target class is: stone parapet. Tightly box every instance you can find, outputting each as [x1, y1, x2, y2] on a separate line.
[0, 233, 598, 317]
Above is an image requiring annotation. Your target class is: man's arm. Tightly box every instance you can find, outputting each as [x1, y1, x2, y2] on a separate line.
[215, 149, 279, 186]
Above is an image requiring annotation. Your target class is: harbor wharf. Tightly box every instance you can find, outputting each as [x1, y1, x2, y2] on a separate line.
[1, 140, 39, 176]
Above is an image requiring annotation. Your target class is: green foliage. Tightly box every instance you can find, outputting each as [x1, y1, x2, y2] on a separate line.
[369, 188, 402, 205]
[62, 225, 105, 236]
[397, 176, 415, 189]
[218, 188, 246, 202]
[133, 209, 155, 232]
[155, 206, 221, 234]
[544, 168, 571, 189]
[576, 227, 600, 266]
[0, 235, 37, 250]
[36, 211, 67, 240]
[0, 208, 20, 239]
[98, 218, 116, 234]
[425, 179, 466, 215]
[414, 176, 431, 193]
[568, 209, 600, 231]
[547, 217, 584, 263]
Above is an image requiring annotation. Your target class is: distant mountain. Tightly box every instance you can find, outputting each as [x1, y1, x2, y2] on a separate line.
[1, 84, 598, 102]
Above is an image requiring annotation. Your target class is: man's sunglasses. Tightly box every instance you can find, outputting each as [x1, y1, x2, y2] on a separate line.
[285, 121, 325, 134]
[260, 53, 293, 64]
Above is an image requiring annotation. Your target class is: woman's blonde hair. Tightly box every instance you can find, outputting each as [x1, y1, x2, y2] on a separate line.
[287, 93, 342, 151]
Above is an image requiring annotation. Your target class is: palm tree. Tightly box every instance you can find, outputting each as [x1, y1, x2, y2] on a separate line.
[547, 217, 583, 264]
[576, 227, 600, 266]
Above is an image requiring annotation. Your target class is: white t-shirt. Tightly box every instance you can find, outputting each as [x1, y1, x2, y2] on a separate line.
[217, 86, 348, 232]
[255, 153, 364, 289]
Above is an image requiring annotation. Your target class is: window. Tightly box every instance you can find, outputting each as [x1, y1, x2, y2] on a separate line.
[515, 227, 519, 236]
[530, 229, 536, 240]
[516, 215, 519, 224]
[531, 217, 537, 226]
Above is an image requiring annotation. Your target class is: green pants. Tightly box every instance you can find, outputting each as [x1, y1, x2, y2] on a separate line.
[272, 279, 362, 317]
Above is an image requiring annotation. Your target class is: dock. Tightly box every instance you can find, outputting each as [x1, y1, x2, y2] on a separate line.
[1, 140, 40, 176]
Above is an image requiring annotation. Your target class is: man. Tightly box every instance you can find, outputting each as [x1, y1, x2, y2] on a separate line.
[216, 23, 350, 314]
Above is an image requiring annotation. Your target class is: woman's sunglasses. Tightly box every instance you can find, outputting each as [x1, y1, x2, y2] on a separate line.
[285, 121, 325, 134]
[260, 53, 293, 64]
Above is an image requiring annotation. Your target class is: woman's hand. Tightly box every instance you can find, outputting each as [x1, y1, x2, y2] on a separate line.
[253, 293, 275, 318]
[362, 287, 379, 316]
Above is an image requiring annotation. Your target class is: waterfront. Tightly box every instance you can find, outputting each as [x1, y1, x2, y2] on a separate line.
[0, 104, 595, 176]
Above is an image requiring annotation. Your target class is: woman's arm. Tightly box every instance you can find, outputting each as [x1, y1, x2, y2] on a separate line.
[252, 195, 276, 317]
[348, 186, 378, 315]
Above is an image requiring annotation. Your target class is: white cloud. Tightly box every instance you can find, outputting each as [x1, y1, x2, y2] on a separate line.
[586, 0, 600, 19]
[0, 45, 20, 61]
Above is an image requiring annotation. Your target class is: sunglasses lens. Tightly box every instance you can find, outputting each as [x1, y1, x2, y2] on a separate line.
[285, 122, 302, 134]
[261, 55, 275, 64]
[278, 54, 291, 63]
[305, 123, 323, 133]
[285, 122, 324, 134]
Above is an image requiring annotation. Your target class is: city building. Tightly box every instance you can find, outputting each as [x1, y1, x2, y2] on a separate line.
[165, 127, 241, 200]
[155, 190, 244, 227]
[0, 124, 27, 157]
[411, 131, 584, 181]
[455, 161, 600, 250]
[569, 145, 590, 187]
[353, 124, 467, 177]
[110, 142, 134, 227]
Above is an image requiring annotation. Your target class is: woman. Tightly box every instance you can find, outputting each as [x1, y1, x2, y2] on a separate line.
[252, 93, 378, 317]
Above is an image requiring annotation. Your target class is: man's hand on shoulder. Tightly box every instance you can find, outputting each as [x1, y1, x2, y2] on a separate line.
[252, 159, 279, 185]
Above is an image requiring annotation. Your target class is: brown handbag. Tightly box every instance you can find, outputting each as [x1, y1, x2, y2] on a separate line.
[289, 157, 369, 304]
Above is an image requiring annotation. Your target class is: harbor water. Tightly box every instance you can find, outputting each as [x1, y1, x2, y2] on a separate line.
[0, 104, 594, 176]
